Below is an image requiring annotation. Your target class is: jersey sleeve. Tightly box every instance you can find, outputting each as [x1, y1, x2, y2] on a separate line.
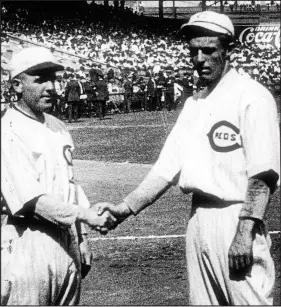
[1, 133, 46, 215]
[240, 86, 280, 189]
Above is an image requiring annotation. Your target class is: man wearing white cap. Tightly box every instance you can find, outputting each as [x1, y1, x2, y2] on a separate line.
[95, 11, 279, 305]
[1, 47, 116, 305]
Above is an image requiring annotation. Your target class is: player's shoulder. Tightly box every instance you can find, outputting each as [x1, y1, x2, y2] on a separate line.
[241, 75, 272, 97]
[236, 73, 275, 108]
[44, 113, 69, 134]
[1, 106, 36, 144]
[1, 105, 25, 128]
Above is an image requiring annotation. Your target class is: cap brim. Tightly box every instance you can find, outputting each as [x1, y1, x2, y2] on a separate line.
[180, 23, 231, 39]
[25, 61, 64, 74]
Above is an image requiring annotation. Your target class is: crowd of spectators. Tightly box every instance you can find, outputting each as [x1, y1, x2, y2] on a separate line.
[1, 2, 280, 116]
[218, 1, 280, 13]
[230, 41, 280, 93]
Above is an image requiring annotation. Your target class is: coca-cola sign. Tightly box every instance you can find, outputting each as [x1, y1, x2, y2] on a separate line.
[239, 25, 280, 49]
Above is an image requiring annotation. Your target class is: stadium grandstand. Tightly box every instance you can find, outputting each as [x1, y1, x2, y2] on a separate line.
[1, 1, 280, 118]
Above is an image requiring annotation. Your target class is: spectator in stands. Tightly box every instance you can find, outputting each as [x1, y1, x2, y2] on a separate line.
[1, 1, 280, 116]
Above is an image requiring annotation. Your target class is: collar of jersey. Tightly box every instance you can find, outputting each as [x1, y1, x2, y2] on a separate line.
[201, 69, 238, 102]
[12, 104, 45, 124]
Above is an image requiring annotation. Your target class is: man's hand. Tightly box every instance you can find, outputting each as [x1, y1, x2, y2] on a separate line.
[94, 202, 133, 229]
[81, 207, 117, 234]
[228, 219, 255, 280]
[79, 239, 93, 279]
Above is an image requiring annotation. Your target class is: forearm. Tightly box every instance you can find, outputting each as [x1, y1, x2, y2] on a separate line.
[123, 170, 172, 215]
[229, 177, 270, 274]
[75, 185, 91, 236]
[239, 177, 270, 224]
[22, 194, 89, 227]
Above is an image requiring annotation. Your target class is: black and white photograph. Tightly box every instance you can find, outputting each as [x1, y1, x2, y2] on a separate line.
[1, 0, 280, 305]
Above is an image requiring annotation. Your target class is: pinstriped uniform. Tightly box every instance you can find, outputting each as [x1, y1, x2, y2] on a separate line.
[1, 106, 82, 305]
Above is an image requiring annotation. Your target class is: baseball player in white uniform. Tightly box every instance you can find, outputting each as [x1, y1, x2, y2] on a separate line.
[96, 12, 280, 305]
[1, 47, 115, 305]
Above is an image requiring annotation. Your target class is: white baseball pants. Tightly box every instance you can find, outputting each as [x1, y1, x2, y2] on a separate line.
[186, 202, 275, 305]
[1, 221, 81, 305]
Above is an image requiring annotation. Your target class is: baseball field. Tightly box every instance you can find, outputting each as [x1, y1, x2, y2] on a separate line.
[67, 107, 280, 305]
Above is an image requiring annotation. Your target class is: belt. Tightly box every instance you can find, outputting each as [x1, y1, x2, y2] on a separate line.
[192, 192, 241, 208]
[2, 212, 68, 234]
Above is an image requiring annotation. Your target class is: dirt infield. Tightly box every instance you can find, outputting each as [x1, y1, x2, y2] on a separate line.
[74, 159, 280, 305]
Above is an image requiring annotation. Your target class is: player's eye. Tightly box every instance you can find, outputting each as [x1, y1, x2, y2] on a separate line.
[34, 77, 45, 84]
[201, 47, 216, 55]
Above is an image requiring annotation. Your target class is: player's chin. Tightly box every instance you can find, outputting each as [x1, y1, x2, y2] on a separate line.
[38, 98, 54, 111]
[199, 73, 218, 84]
[199, 71, 212, 79]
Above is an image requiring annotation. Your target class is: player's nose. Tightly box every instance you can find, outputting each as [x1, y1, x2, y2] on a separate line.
[197, 49, 204, 63]
[45, 84, 56, 97]
[45, 80, 55, 91]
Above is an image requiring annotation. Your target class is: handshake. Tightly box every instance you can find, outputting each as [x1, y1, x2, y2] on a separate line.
[82, 202, 132, 235]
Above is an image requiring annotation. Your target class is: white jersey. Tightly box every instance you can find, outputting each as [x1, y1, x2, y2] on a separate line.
[152, 69, 280, 201]
[1, 106, 87, 305]
[1, 105, 76, 215]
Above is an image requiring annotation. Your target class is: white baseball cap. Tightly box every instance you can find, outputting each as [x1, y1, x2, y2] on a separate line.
[181, 11, 234, 38]
[9, 47, 64, 79]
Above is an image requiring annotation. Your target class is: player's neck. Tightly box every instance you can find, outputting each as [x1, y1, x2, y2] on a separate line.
[207, 61, 231, 90]
[194, 62, 231, 100]
[15, 100, 45, 123]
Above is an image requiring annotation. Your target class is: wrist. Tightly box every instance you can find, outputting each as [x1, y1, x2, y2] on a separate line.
[239, 216, 263, 225]
[76, 207, 88, 223]
[237, 217, 257, 233]
[119, 201, 133, 218]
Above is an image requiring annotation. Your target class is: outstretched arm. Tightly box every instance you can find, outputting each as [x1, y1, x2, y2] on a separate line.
[95, 170, 172, 228]
[12, 194, 116, 232]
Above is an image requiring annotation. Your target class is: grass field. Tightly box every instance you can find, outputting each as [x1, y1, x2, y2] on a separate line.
[66, 109, 280, 305]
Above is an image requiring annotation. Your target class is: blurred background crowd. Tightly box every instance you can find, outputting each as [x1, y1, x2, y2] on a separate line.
[1, 1, 280, 121]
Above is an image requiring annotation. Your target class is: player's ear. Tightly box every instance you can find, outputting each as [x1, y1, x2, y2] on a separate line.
[12, 78, 23, 94]
[225, 42, 235, 59]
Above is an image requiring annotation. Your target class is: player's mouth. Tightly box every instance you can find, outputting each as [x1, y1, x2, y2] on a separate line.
[200, 68, 211, 74]
[42, 96, 55, 101]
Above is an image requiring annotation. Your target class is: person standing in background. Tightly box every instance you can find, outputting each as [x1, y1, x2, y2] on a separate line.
[146, 74, 157, 111]
[165, 74, 175, 111]
[54, 74, 66, 119]
[123, 75, 133, 113]
[155, 71, 166, 111]
[95, 73, 109, 120]
[64, 73, 81, 123]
